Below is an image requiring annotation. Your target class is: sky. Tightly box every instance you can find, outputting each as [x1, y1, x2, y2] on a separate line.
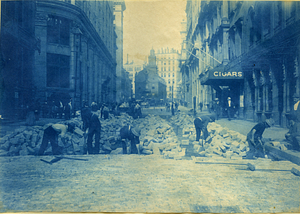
[123, 0, 187, 64]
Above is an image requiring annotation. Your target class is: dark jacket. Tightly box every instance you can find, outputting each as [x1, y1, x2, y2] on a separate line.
[194, 115, 210, 129]
[120, 125, 139, 144]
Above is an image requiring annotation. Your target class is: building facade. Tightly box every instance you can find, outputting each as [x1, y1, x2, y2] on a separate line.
[135, 49, 166, 101]
[34, 0, 117, 111]
[114, 0, 126, 103]
[0, 0, 38, 119]
[182, 0, 300, 127]
[123, 59, 146, 97]
[156, 48, 181, 100]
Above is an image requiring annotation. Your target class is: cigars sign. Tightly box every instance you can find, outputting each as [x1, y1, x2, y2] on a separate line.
[212, 71, 243, 78]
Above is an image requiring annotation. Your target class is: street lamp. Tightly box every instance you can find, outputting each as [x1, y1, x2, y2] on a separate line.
[171, 83, 174, 116]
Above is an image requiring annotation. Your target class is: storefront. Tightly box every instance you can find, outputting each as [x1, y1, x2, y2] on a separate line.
[200, 64, 244, 118]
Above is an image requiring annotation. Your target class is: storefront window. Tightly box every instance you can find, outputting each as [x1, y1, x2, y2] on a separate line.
[47, 53, 70, 88]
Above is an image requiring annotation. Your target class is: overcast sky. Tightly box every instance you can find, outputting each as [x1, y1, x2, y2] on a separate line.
[123, 0, 187, 64]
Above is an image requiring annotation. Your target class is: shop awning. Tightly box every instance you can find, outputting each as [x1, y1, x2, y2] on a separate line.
[200, 64, 244, 86]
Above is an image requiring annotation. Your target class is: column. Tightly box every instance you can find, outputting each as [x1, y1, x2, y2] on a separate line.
[81, 35, 88, 104]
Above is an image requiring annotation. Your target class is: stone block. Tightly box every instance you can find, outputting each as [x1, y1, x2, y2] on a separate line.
[153, 147, 161, 155]
[142, 149, 153, 155]
[19, 148, 29, 156]
[110, 148, 123, 155]
[0, 150, 9, 156]
[219, 129, 228, 136]
[10, 138, 20, 145]
[193, 144, 201, 153]
[0, 141, 10, 151]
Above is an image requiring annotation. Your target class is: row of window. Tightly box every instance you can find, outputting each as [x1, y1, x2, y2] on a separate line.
[160, 73, 175, 78]
[159, 67, 177, 72]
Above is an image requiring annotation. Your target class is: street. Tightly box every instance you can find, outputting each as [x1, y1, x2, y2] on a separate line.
[0, 107, 299, 213]
[0, 155, 299, 213]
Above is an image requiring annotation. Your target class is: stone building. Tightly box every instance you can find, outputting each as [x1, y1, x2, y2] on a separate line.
[156, 48, 181, 100]
[0, 0, 38, 119]
[123, 59, 146, 98]
[34, 0, 117, 111]
[135, 49, 166, 101]
[182, 0, 300, 127]
[114, 0, 126, 103]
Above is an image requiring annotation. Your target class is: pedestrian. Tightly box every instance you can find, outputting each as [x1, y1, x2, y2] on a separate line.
[290, 94, 300, 122]
[37, 122, 76, 155]
[134, 103, 142, 119]
[213, 98, 221, 120]
[103, 104, 109, 120]
[243, 118, 275, 159]
[117, 125, 141, 154]
[64, 98, 72, 120]
[199, 102, 203, 112]
[58, 100, 64, 119]
[226, 97, 233, 121]
[194, 115, 215, 146]
[81, 107, 101, 155]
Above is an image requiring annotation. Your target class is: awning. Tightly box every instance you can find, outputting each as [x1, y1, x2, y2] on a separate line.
[200, 64, 244, 86]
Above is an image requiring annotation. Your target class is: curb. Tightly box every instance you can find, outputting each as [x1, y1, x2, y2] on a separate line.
[265, 144, 300, 166]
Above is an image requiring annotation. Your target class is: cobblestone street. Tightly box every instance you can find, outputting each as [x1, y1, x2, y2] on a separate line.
[0, 155, 299, 213]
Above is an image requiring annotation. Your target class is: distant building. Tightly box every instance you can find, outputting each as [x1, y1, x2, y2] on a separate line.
[135, 49, 166, 101]
[123, 59, 146, 97]
[156, 48, 180, 100]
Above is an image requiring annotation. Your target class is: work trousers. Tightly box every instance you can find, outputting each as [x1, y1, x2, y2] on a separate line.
[247, 139, 265, 158]
[121, 139, 138, 154]
[195, 127, 208, 142]
[87, 129, 100, 154]
[38, 126, 61, 155]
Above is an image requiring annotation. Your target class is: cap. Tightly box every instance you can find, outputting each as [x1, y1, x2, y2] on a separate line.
[293, 94, 300, 98]
[131, 127, 141, 137]
[265, 118, 275, 127]
[227, 97, 231, 100]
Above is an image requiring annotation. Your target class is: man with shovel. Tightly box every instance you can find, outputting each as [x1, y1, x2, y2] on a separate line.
[243, 118, 275, 159]
[194, 115, 215, 146]
[37, 122, 76, 155]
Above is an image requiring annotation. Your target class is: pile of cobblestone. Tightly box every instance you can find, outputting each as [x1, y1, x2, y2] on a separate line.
[134, 115, 184, 159]
[171, 112, 250, 159]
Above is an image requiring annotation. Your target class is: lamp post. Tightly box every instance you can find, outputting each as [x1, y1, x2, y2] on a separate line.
[171, 83, 174, 116]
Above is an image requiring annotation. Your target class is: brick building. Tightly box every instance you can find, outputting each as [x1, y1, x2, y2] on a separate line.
[181, 0, 300, 127]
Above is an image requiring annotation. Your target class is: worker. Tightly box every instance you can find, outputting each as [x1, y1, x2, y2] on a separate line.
[285, 94, 300, 151]
[194, 115, 215, 145]
[37, 122, 76, 155]
[118, 125, 141, 154]
[213, 98, 221, 120]
[81, 107, 101, 155]
[243, 118, 275, 159]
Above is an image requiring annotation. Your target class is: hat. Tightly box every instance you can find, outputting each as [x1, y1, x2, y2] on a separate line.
[265, 118, 275, 127]
[293, 94, 300, 98]
[215, 98, 219, 101]
[131, 127, 141, 137]
[227, 97, 231, 100]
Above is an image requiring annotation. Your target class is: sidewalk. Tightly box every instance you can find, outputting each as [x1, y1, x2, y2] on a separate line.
[177, 105, 300, 165]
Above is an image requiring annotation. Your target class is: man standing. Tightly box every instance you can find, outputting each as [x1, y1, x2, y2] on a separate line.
[243, 118, 275, 159]
[226, 97, 233, 121]
[213, 98, 221, 120]
[64, 98, 72, 120]
[199, 102, 203, 112]
[285, 94, 300, 151]
[37, 122, 75, 155]
[81, 108, 101, 155]
[194, 115, 215, 146]
[118, 125, 141, 154]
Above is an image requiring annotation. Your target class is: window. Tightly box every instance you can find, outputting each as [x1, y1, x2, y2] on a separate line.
[168, 73, 170, 77]
[164, 73, 166, 77]
[173, 80, 174, 84]
[47, 16, 70, 45]
[168, 80, 170, 84]
[47, 53, 70, 88]
[169, 86, 171, 91]
[173, 73, 174, 77]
